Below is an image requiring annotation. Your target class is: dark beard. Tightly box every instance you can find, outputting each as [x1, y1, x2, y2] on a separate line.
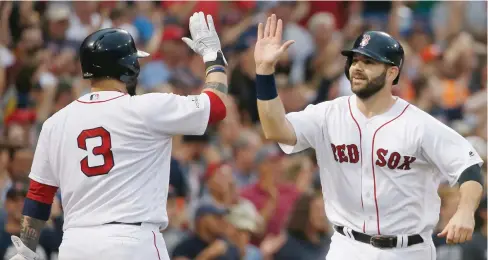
[352, 70, 387, 100]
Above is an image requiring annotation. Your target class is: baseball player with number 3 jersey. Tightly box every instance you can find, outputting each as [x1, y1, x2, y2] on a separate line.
[254, 14, 484, 260]
[9, 12, 229, 260]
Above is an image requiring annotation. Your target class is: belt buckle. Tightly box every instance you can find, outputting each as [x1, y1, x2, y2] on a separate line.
[370, 235, 396, 249]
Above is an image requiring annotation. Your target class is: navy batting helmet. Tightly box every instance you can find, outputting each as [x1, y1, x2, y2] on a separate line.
[341, 31, 404, 85]
[80, 28, 149, 95]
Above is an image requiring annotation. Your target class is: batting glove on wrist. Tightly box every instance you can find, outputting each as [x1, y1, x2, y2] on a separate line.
[182, 12, 227, 65]
[9, 236, 40, 260]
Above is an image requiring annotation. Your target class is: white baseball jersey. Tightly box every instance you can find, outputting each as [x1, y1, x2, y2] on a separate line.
[29, 91, 210, 231]
[279, 95, 483, 236]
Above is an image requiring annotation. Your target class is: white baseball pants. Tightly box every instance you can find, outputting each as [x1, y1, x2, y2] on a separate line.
[58, 223, 169, 260]
[326, 231, 436, 260]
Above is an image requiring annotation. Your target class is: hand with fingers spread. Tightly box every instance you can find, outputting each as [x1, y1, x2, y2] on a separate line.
[182, 11, 227, 65]
[254, 14, 295, 75]
[437, 208, 475, 244]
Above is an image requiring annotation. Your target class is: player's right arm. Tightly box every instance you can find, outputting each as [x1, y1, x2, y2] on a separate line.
[10, 121, 59, 260]
[254, 14, 325, 154]
[254, 14, 296, 146]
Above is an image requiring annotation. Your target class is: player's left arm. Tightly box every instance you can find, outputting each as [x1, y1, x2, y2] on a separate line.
[457, 165, 484, 213]
[420, 114, 484, 244]
[183, 11, 230, 122]
[136, 12, 229, 137]
[437, 165, 483, 244]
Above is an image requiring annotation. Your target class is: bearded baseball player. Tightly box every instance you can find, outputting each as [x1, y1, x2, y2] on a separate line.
[255, 14, 484, 260]
[9, 12, 228, 260]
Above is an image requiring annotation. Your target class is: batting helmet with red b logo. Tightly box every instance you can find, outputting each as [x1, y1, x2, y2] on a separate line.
[341, 31, 404, 85]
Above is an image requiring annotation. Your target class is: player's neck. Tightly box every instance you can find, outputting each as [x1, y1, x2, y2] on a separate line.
[356, 90, 396, 118]
[90, 79, 127, 94]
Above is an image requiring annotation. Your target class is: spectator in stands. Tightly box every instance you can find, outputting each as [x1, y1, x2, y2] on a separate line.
[261, 191, 331, 260]
[0, 181, 48, 260]
[225, 201, 263, 260]
[211, 98, 243, 161]
[8, 147, 33, 182]
[201, 163, 234, 208]
[240, 144, 300, 245]
[172, 203, 240, 260]
[109, 6, 139, 43]
[66, 1, 111, 43]
[303, 12, 343, 85]
[230, 131, 261, 188]
[43, 4, 79, 55]
[0, 144, 10, 205]
[168, 67, 203, 96]
[162, 188, 189, 257]
[174, 134, 213, 209]
[229, 26, 259, 124]
[139, 25, 188, 92]
[275, 72, 310, 114]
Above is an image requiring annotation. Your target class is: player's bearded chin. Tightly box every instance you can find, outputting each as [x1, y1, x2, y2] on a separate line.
[351, 69, 387, 100]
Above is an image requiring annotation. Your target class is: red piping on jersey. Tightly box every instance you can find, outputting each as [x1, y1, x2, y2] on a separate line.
[76, 93, 127, 104]
[347, 97, 365, 233]
[203, 90, 226, 124]
[152, 231, 161, 260]
[371, 103, 410, 235]
[26, 180, 59, 204]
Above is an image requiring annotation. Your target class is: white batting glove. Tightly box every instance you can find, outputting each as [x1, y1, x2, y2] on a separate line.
[182, 12, 227, 65]
[9, 236, 40, 260]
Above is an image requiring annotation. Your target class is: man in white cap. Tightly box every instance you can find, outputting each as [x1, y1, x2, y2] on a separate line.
[225, 202, 263, 260]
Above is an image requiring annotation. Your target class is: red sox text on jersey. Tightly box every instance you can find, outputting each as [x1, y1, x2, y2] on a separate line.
[330, 144, 416, 170]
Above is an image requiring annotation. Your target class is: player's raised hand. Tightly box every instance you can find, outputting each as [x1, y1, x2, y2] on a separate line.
[182, 12, 227, 65]
[437, 209, 475, 244]
[254, 14, 295, 75]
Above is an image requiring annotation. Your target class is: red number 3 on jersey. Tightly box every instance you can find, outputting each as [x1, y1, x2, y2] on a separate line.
[77, 127, 115, 177]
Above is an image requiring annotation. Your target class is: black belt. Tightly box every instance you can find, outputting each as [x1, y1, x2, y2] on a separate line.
[105, 221, 142, 226]
[334, 226, 424, 249]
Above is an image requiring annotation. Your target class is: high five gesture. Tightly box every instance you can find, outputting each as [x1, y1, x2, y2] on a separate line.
[254, 14, 297, 146]
[255, 14, 295, 75]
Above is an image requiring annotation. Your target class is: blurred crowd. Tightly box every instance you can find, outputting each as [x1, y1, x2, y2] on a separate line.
[0, 1, 486, 260]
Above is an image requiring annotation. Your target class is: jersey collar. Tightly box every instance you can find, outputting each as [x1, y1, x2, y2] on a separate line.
[76, 91, 127, 104]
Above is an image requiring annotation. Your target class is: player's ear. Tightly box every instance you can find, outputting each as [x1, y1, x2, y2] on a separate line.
[387, 65, 399, 83]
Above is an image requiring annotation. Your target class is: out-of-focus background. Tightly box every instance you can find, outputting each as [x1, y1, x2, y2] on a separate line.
[0, 1, 486, 260]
